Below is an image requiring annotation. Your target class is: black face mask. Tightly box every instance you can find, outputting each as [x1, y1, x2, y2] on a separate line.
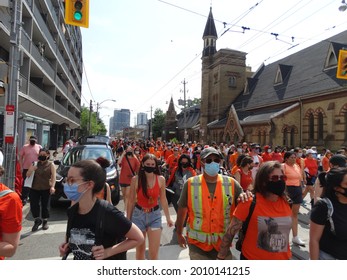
[336, 187, 347, 197]
[38, 156, 47, 161]
[267, 180, 286, 196]
[181, 163, 189, 168]
[30, 140, 36, 145]
[144, 166, 155, 173]
[126, 152, 133, 156]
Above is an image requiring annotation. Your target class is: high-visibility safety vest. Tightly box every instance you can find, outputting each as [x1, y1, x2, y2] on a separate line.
[186, 174, 235, 251]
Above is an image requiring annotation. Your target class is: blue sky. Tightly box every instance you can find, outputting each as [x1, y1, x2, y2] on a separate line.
[81, 0, 347, 129]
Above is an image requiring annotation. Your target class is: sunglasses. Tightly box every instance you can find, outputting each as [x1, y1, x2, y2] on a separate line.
[205, 158, 221, 164]
[269, 175, 287, 182]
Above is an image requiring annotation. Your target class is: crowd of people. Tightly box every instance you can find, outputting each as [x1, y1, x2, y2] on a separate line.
[1, 136, 347, 260]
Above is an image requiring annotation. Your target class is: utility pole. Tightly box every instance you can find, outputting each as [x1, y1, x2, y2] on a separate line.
[182, 79, 188, 143]
[88, 99, 92, 134]
[150, 106, 153, 140]
[3, 0, 22, 189]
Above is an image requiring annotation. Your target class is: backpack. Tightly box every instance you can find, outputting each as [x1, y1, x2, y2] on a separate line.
[319, 197, 335, 235]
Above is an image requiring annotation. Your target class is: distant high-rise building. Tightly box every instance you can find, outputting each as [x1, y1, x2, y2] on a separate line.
[137, 112, 147, 126]
[110, 109, 130, 134]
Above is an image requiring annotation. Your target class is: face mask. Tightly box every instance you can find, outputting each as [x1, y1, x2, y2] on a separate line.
[63, 182, 87, 202]
[336, 187, 347, 197]
[181, 163, 189, 168]
[144, 166, 155, 173]
[204, 162, 220, 177]
[197, 147, 201, 151]
[135, 151, 140, 154]
[297, 153, 302, 157]
[267, 149, 272, 153]
[126, 152, 133, 156]
[38, 155, 47, 161]
[237, 148, 242, 153]
[30, 140, 36, 145]
[267, 180, 286, 196]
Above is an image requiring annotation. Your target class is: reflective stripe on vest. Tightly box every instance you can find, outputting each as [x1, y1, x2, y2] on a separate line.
[187, 174, 234, 247]
[0, 189, 13, 197]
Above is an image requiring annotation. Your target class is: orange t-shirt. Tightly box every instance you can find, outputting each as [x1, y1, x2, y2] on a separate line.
[233, 194, 292, 260]
[229, 152, 240, 169]
[304, 158, 318, 176]
[283, 163, 302, 186]
[236, 169, 253, 191]
[0, 184, 22, 260]
[166, 154, 180, 171]
[321, 156, 330, 172]
[261, 152, 273, 162]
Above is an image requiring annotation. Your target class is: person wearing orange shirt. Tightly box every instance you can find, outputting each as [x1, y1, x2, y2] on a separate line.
[218, 161, 292, 260]
[234, 156, 254, 191]
[321, 150, 332, 172]
[303, 149, 319, 208]
[162, 147, 180, 175]
[229, 144, 243, 171]
[261, 145, 273, 162]
[0, 166, 22, 260]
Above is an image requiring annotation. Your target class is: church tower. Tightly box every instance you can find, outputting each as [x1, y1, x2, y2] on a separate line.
[200, 7, 248, 144]
[163, 97, 177, 141]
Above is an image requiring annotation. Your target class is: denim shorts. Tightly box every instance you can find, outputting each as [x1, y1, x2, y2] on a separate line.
[131, 206, 162, 232]
[286, 186, 303, 204]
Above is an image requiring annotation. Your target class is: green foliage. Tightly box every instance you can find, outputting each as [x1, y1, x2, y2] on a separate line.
[152, 108, 166, 140]
[80, 106, 107, 136]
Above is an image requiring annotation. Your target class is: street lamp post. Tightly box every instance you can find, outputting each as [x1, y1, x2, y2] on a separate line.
[96, 99, 116, 119]
[88, 99, 115, 135]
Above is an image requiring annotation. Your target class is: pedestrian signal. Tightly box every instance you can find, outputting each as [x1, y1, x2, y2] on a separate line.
[64, 0, 89, 28]
[337, 49, 347, 80]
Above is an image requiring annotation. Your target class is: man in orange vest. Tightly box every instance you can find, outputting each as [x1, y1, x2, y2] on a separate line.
[176, 147, 245, 260]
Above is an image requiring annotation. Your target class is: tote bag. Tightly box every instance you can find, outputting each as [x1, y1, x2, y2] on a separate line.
[24, 162, 37, 188]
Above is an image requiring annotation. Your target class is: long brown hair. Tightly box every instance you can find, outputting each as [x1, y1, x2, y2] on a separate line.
[137, 153, 160, 198]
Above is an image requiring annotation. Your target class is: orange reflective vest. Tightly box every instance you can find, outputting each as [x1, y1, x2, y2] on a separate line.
[186, 174, 235, 251]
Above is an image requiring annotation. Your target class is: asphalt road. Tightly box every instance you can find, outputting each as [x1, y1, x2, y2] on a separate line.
[10, 195, 311, 260]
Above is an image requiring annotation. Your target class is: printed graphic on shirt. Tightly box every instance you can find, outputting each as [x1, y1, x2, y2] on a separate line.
[257, 216, 290, 252]
[69, 228, 95, 260]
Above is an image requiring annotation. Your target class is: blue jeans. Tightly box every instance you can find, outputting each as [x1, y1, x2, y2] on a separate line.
[319, 250, 338, 260]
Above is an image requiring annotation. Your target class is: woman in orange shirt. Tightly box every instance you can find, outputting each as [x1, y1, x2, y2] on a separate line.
[234, 156, 254, 191]
[217, 161, 292, 260]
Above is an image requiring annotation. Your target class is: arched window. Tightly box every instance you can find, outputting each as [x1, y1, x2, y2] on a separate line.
[309, 113, 314, 141]
[283, 128, 288, 146]
[228, 76, 236, 87]
[318, 112, 324, 141]
[290, 127, 295, 147]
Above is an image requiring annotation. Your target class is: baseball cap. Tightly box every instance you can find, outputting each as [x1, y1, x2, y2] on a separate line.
[329, 155, 347, 167]
[200, 147, 222, 160]
[306, 149, 315, 154]
[29, 135, 37, 141]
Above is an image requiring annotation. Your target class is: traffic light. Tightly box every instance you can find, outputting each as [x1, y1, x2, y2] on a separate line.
[336, 49, 347, 80]
[65, 0, 89, 28]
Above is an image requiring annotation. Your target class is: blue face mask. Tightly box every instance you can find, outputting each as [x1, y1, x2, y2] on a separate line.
[63, 182, 86, 202]
[204, 162, 220, 176]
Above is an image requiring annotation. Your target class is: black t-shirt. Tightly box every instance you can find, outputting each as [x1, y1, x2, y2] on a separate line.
[310, 199, 347, 259]
[67, 199, 132, 260]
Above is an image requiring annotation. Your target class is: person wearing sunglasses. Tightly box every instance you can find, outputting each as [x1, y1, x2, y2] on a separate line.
[282, 151, 306, 246]
[175, 146, 245, 260]
[218, 161, 292, 260]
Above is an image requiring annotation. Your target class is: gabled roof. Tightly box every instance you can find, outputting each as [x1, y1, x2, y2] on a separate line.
[240, 30, 347, 110]
[177, 104, 200, 129]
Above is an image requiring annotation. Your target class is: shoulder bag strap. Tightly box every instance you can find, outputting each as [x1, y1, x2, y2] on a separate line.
[241, 194, 256, 237]
[95, 200, 107, 246]
[125, 156, 136, 176]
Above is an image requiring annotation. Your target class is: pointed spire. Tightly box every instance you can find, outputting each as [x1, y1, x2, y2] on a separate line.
[203, 7, 217, 38]
[168, 97, 175, 111]
[202, 7, 217, 57]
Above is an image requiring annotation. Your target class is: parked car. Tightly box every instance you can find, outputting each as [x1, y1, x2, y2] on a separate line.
[51, 140, 119, 207]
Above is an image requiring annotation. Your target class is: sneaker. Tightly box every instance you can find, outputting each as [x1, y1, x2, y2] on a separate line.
[292, 236, 305, 246]
[42, 220, 49, 230]
[32, 218, 42, 232]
